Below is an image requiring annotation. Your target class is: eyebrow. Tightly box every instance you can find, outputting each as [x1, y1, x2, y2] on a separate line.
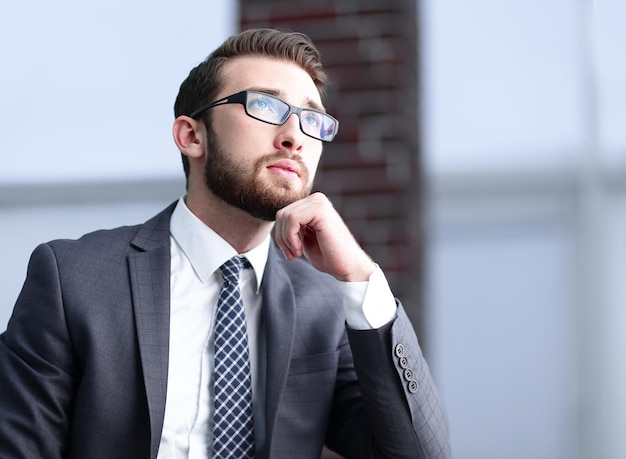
[246, 87, 326, 113]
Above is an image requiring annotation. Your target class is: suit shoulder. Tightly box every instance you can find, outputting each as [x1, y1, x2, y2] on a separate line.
[46, 224, 142, 255]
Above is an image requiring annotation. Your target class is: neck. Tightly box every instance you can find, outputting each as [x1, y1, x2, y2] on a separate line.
[184, 190, 274, 254]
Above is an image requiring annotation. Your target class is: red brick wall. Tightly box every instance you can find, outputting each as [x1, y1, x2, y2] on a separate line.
[240, 0, 424, 332]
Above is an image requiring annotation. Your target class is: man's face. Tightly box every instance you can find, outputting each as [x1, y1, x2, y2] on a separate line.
[203, 56, 325, 221]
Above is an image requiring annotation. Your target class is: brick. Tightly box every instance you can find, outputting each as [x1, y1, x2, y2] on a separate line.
[239, 0, 423, 322]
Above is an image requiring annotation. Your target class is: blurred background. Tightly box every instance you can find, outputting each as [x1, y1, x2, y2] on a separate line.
[1, 1, 625, 458]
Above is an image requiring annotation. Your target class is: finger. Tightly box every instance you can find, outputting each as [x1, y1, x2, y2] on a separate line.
[273, 212, 294, 259]
[275, 193, 330, 260]
[275, 207, 304, 259]
[281, 209, 306, 259]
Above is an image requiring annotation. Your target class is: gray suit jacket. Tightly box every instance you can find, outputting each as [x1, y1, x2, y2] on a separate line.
[0, 203, 450, 458]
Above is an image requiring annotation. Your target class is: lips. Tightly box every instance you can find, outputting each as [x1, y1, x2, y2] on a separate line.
[266, 159, 301, 179]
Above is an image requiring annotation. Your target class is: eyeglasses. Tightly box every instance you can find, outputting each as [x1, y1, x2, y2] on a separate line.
[188, 90, 339, 142]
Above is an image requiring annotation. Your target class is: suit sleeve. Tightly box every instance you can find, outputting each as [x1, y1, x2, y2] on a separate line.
[0, 243, 76, 458]
[326, 303, 451, 459]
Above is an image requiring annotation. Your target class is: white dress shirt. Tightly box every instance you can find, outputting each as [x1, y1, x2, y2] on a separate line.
[157, 197, 397, 458]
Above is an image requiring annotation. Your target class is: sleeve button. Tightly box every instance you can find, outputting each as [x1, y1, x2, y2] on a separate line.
[403, 368, 414, 381]
[407, 380, 419, 393]
[394, 344, 405, 358]
[399, 356, 409, 369]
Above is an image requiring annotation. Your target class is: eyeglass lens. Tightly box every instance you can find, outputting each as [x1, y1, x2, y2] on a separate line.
[244, 92, 337, 141]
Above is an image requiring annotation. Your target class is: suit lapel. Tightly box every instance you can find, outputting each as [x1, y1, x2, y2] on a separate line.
[262, 246, 296, 456]
[128, 203, 176, 459]
[126, 205, 299, 458]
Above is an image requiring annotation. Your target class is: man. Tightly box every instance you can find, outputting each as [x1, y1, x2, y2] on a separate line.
[0, 29, 450, 458]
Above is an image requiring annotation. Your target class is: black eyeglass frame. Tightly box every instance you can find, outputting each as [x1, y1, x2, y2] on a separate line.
[188, 90, 339, 142]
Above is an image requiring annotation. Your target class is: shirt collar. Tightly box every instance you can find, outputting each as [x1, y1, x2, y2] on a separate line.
[170, 197, 269, 292]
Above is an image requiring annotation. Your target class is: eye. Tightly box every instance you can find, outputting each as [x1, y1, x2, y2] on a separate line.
[248, 95, 280, 114]
[302, 111, 323, 128]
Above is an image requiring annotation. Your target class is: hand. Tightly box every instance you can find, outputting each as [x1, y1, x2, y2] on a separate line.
[274, 192, 376, 282]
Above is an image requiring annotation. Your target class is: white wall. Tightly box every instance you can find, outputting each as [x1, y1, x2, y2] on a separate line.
[421, 0, 626, 458]
[0, 0, 237, 184]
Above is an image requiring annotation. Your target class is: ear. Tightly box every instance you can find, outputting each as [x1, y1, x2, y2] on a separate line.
[172, 116, 206, 159]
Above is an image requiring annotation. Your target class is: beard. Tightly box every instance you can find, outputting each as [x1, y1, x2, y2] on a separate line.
[203, 128, 313, 221]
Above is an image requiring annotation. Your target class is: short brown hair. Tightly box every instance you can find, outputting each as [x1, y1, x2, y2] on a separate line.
[174, 28, 328, 181]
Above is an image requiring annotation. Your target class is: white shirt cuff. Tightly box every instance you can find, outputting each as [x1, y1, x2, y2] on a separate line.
[338, 265, 398, 330]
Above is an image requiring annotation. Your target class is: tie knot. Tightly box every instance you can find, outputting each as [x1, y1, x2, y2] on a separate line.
[220, 256, 249, 285]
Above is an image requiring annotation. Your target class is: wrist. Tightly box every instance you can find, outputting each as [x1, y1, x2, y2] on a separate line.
[341, 260, 377, 283]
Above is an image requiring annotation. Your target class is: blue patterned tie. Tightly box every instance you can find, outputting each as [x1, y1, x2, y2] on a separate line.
[212, 256, 255, 458]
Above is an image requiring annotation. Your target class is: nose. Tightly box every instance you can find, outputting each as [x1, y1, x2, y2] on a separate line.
[274, 113, 305, 152]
